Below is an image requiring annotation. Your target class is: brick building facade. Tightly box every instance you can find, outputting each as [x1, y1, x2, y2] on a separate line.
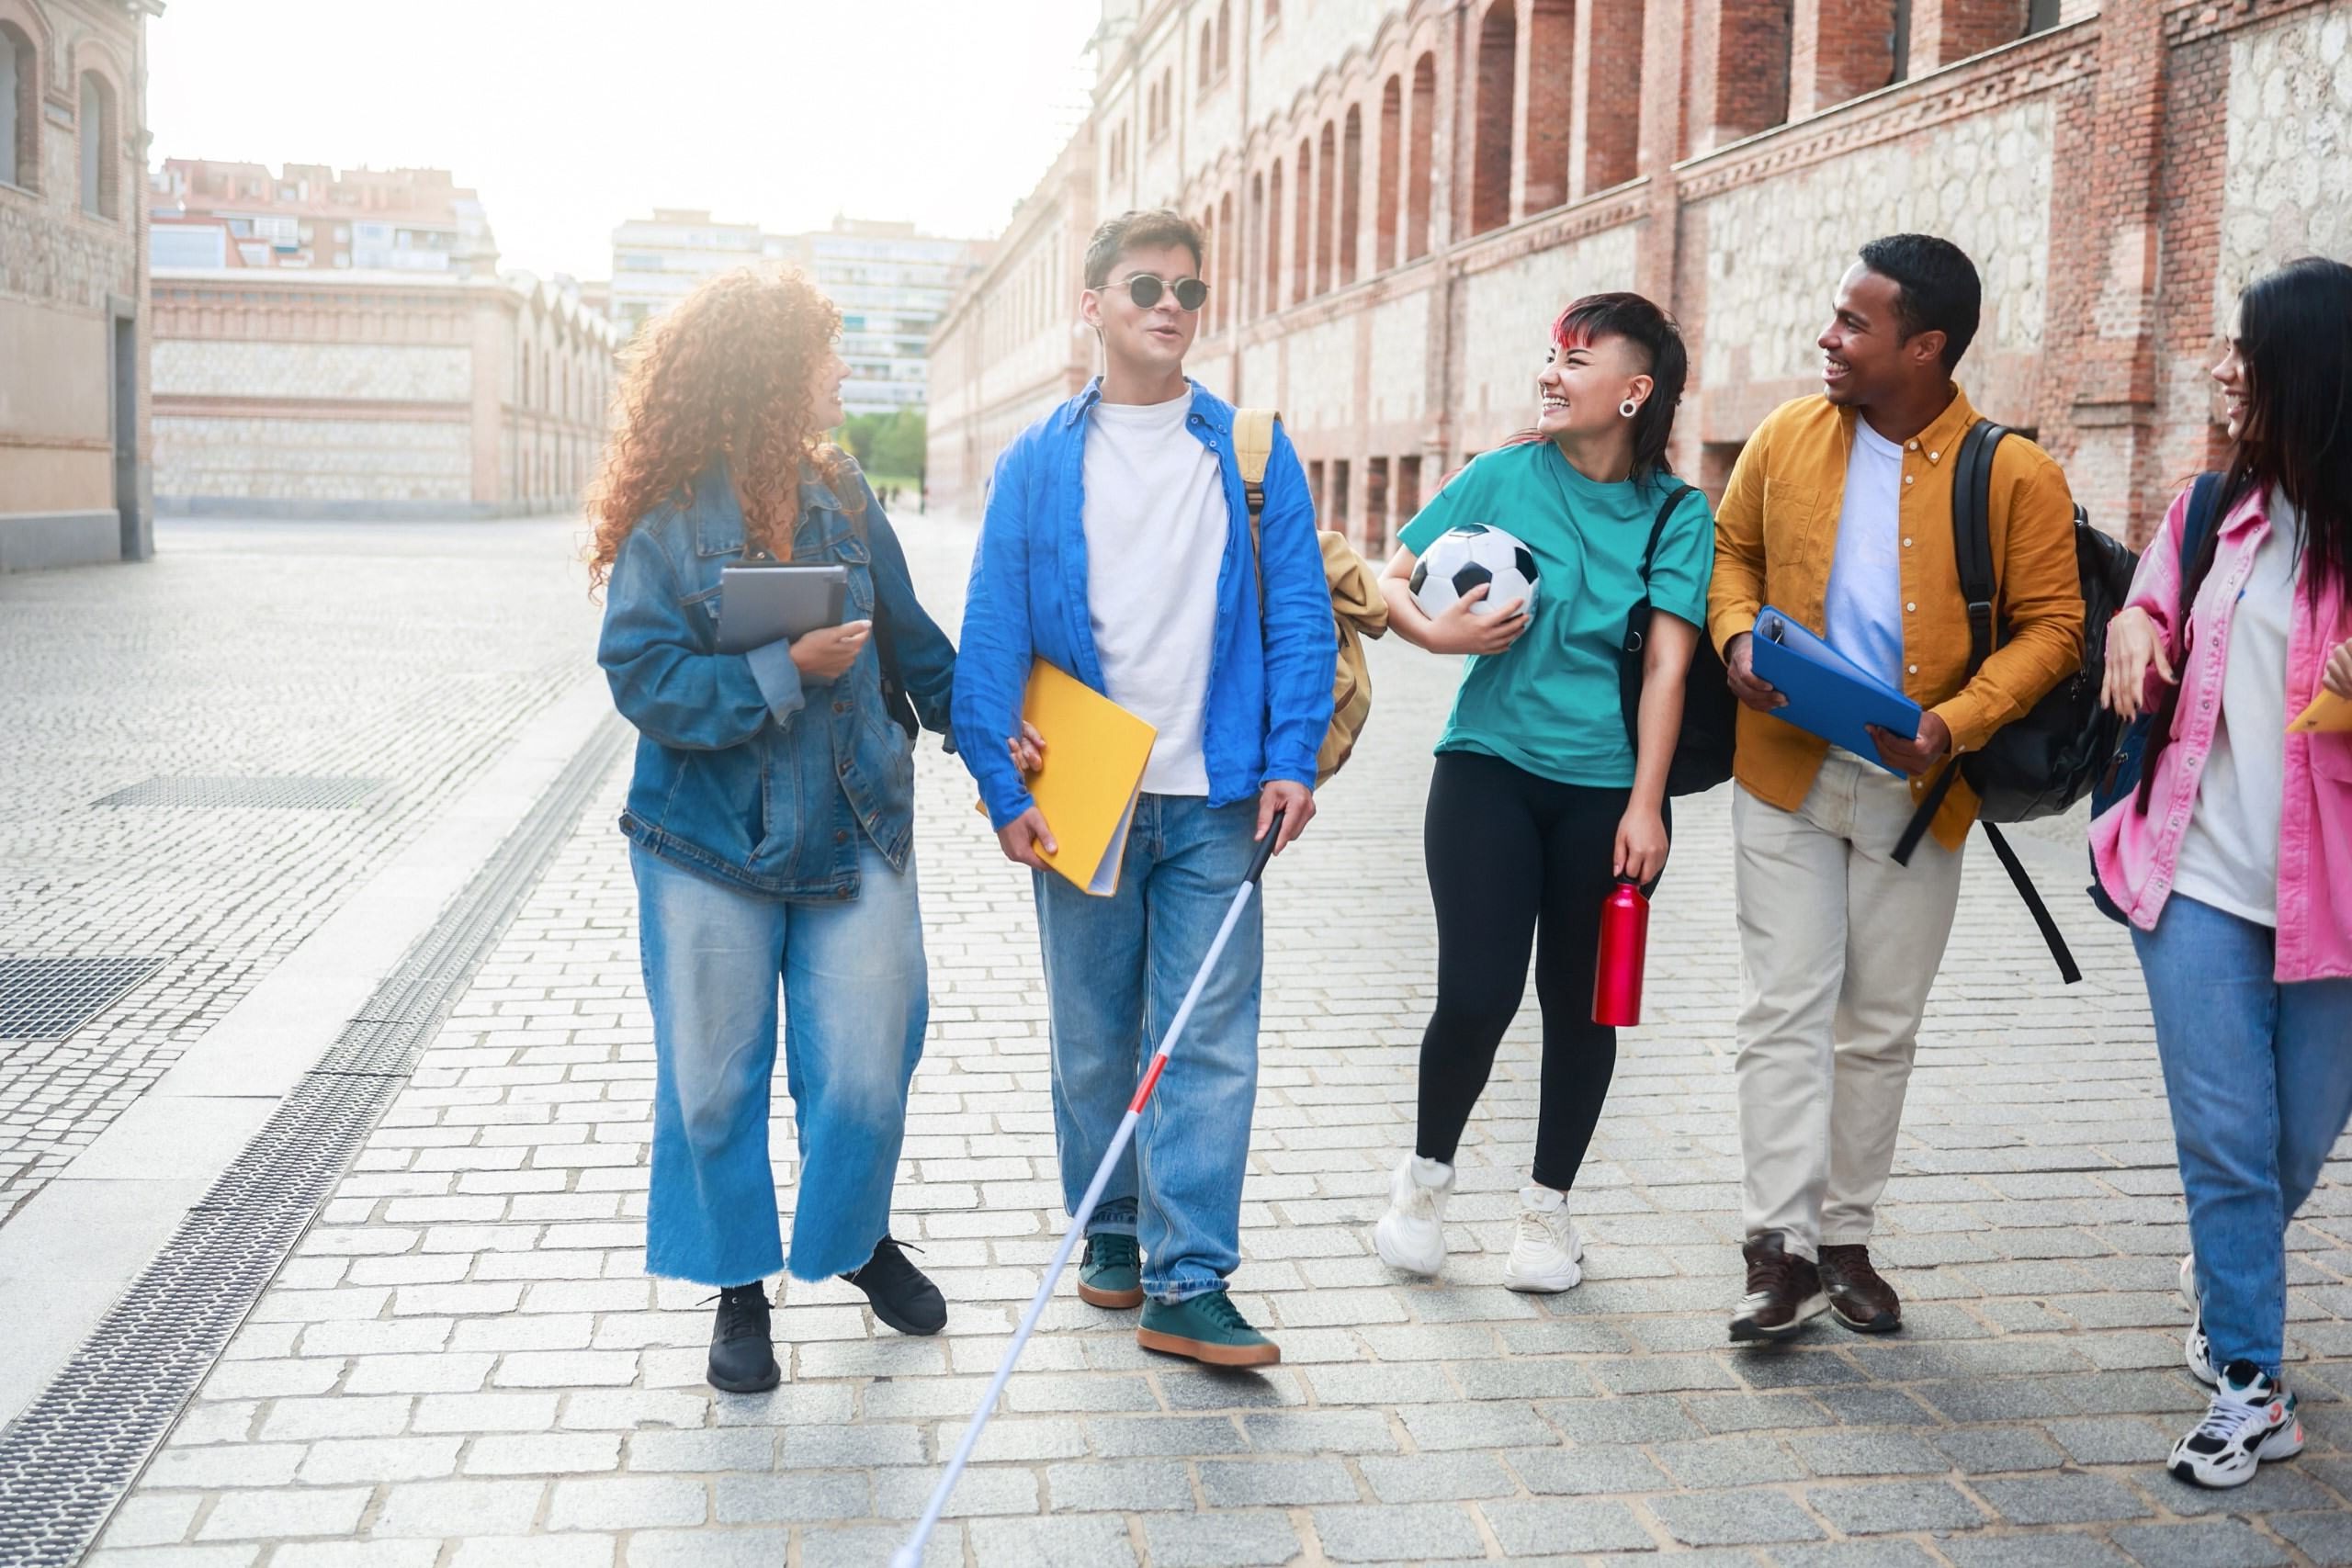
[927, 0, 2352, 557]
[150, 263, 617, 519]
[0, 0, 160, 572]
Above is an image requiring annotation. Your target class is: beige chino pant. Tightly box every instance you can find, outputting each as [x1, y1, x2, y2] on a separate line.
[1732, 750, 1966, 1261]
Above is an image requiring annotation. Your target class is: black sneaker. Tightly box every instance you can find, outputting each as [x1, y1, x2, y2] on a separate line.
[840, 1235, 947, 1337]
[707, 1283, 779, 1393]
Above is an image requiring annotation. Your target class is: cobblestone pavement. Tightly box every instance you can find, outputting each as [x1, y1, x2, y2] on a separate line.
[0, 519, 602, 1223]
[80, 511, 2352, 1566]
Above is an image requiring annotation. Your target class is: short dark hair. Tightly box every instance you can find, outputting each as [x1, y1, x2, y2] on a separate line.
[1858, 233, 1982, 371]
[1084, 209, 1204, 289]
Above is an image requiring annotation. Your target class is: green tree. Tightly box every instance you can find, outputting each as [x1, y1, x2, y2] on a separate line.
[869, 409, 928, 481]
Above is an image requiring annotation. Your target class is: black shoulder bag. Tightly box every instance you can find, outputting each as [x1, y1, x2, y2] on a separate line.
[1618, 483, 1737, 797]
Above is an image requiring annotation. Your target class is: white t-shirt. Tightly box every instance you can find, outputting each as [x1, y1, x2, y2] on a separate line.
[2175, 491, 2299, 926]
[1823, 416, 1908, 694]
[1080, 392, 1227, 796]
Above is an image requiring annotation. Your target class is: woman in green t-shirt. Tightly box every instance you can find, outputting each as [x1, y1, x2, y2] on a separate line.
[1369, 292, 1715, 1292]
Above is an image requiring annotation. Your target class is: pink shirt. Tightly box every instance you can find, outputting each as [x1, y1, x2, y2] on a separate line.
[2091, 484, 2352, 981]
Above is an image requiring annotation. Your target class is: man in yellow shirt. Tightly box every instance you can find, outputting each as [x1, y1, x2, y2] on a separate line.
[1707, 235, 2084, 1343]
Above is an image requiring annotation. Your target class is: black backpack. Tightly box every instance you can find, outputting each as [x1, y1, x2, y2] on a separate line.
[1618, 482, 1737, 797]
[2086, 471, 2226, 922]
[1891, 421, 2140, 982]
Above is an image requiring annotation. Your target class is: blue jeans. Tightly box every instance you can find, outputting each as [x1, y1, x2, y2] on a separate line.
[1035, 794, 1263, 1303]
[633, 841, 927, 1287]
[2135, 894, 2352, 1376]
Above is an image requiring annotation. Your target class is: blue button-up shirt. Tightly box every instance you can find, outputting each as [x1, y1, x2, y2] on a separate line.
[952, 379, 1335, 829]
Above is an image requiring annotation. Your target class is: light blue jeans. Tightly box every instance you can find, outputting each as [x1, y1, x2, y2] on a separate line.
[633, 841, 927, 1287]
[2135, 894, 2352, 1376]
[1036, 794, 1263, 1303]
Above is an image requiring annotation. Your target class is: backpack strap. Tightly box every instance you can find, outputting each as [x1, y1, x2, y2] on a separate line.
[1233, 407, 1278, 527]
[1638, 482, 1698, 584]
[1233, 407, 1281, 634]
[1894, 420, 2008, 865]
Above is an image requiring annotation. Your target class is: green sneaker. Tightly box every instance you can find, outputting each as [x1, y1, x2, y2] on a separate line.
[1076, 1232, 1143, 1310]
[1136, 1289, 1281, 1367]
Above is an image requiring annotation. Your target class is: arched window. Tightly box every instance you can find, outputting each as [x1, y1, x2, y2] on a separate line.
[1199, 22, 1214, 89]
[0, 21, 33, 191]
[1525, 0, 1573, 212]
[1248, 172, 1266, 320]
[78, 70, 117, 219]
[1470, 1, 1517, 235]
[1262, 162, 1282, 316]
[1163, 69, 1176, 130]
[1314, 121, 1336, 295]
[1340, 105, 1363, 286]
[1407, 54, 1436, 260]
[1215, 3, 1231, 75]
[1375, 75, 1402, 272]
[1292, 136, 1311, 304]
[1217, 191, 1234, 332]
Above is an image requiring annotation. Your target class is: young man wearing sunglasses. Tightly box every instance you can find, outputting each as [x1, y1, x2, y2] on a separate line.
[953, 209, 1335, 1366]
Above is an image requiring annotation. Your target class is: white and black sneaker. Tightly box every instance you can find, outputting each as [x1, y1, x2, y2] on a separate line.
[2167, 1359, 2303, 1489]
[2178, 1254, 2216, 1386]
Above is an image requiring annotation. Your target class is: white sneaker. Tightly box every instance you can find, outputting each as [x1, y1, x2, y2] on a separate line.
[2178, 1254, 2216, 1387]
[1373, 1154, 1453, 1276]
[2168, 1359, 2303, 1488]
[1501, 1185, 1583, 1292]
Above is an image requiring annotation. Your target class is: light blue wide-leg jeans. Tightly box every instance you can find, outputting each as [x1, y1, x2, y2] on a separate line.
[1035, 794, 1264, 1303]
[2134, 893, 2352, 1377]
[634, 841, 928, 1286]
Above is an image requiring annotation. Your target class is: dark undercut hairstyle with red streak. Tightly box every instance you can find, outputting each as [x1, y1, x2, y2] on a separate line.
[1552, 291, 1690, 482]
[1446, 291, 1690, 493]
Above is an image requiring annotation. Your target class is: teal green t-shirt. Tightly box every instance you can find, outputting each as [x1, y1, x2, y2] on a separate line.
[1397, 442, 1715, 788]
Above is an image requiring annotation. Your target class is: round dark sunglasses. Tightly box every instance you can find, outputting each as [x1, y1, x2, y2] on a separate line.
[1118, 274, 1210, 312]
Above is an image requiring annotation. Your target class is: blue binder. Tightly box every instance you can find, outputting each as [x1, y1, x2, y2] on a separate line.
[1747, 606, 1922, 777]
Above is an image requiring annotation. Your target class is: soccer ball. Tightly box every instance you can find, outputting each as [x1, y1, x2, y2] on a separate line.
[1409, 524, 1540, 620]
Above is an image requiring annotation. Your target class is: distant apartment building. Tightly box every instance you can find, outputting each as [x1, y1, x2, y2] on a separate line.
[607, 209, 764, 334]
[0, 0, 161, 572]
[150, 159, 492, 275]
[610, 211, 982, 415]
[771, 220, 985, 414]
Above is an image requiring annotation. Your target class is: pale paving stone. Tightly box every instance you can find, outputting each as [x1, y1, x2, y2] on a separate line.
[195, 1486, 370, 1540]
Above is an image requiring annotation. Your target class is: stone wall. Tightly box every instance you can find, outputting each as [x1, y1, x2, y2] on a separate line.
[153, 415, 471, 508]
[152, 341, 473, 404]
[1459, 222, 1641, 442]
[2219, 7, 2351, 306]
[1695, 100, 2054, 396]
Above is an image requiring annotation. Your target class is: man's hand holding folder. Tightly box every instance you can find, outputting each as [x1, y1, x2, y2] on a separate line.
[1729, 610, 1951, 779]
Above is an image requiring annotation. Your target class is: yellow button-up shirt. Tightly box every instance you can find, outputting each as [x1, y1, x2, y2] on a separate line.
[1705, 387, 2086, 851]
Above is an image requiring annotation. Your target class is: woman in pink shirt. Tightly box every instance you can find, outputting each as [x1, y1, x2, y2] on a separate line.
[2094, 255, 2352, 1492]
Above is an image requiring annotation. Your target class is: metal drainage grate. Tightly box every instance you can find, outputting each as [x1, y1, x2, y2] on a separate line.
[92, 775, 389, 809]
[0, 715, 629, 1568]
[0, 957, 167, 1041]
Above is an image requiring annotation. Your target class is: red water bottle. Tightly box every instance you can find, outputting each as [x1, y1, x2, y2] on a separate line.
[1592, 877, 1649, 1027]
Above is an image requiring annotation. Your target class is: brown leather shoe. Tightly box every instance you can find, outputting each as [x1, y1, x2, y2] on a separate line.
[1729, 1232, 1827, 1343]
[1817, 1244, 1902, 1333]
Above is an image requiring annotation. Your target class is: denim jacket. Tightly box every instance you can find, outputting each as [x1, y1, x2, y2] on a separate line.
[952, 379, 1336, 829]
[599, 457, 956, 901]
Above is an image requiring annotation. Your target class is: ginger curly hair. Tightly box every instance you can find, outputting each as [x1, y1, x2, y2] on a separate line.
[586, 266, 857, 591]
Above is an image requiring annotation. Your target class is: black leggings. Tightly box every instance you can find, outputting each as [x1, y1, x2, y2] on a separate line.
[1416, 750, 1659, 1191]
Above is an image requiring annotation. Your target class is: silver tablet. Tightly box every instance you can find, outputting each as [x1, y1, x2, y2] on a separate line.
[714, 564, 850, 654]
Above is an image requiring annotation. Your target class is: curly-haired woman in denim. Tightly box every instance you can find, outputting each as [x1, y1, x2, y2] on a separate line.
[587, 267, 958, 1393]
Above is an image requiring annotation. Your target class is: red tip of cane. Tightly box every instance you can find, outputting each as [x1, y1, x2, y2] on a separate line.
[1128, 1055, 1169, 1113]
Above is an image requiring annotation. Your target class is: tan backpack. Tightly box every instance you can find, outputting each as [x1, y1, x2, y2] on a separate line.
[1232, 408, 1387, 785]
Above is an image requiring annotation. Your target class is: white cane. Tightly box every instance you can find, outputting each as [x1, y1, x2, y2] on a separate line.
[889, 809, 1287, 1568]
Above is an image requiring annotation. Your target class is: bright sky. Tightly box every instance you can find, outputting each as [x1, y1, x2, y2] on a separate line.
[148, 0, 1102, 280]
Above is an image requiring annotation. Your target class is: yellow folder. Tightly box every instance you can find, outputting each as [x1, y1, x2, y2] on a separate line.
[988, 662, 1157, 897]
[2289, 691, 2352, 735]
